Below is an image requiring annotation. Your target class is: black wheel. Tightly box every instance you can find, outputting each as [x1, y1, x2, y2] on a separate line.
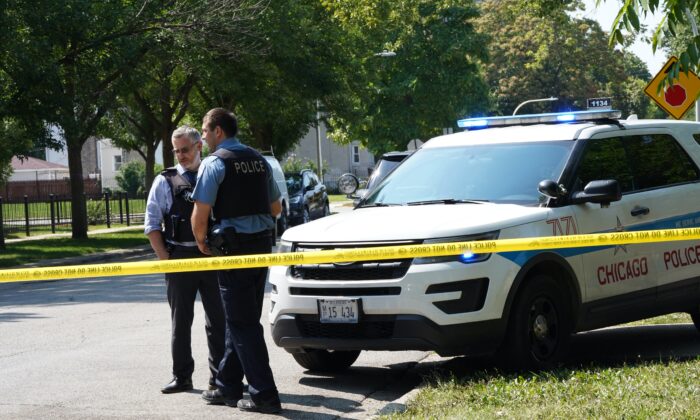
[323, 202, 331, 217]
[690, 311, 700, 331]
[501, 274, 571, 370]
[302, 207, 310, 224]
[292, 349, 361, 372]
[277, 207, 288, 236]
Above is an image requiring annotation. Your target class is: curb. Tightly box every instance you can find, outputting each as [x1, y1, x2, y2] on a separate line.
[369, 352, 444, 418]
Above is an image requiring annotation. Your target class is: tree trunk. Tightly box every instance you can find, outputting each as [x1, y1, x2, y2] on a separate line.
[144, 143, 157, 189]
[66, 138, 88, 239]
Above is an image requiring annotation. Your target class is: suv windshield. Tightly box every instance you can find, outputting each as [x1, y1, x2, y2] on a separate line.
[363, 141, 573, 206]
[286, 173, 303, 195]
[366, 157, 406, 190]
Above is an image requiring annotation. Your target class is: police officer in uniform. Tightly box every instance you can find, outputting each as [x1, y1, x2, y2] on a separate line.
[144, 126, 225, 393]
[192, 108, 282, 414]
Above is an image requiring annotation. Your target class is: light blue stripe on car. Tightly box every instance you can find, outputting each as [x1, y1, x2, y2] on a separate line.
[499, 211, 700, 266]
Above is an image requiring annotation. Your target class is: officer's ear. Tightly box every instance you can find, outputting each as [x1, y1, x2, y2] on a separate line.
[214, 125, 224, 140]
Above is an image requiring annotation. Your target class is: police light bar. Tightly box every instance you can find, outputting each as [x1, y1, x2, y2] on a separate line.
[457, 110, 622, 129]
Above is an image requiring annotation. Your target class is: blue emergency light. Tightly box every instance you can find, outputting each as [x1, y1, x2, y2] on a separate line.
[457, 110, 622, 130]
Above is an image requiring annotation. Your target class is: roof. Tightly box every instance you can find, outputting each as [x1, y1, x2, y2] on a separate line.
[425, 118, 700, 149]
[11, 156, 69, 171]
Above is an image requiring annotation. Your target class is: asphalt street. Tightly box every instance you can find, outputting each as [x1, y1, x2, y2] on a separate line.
[0, 255, 430, 419]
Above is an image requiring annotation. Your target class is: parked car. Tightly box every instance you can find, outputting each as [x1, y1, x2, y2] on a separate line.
[263, 155, 290, 236]
[285, 169, 330, 226]
[271, 109, 700, 372]
[352, 151, 412, 206]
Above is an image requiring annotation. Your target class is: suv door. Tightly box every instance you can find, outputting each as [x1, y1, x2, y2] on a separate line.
[622, 132, 700, 297]
[569, 135, 656, 309]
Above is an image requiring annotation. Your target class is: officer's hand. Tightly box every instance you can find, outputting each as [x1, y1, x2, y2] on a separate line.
[198, 242, 211, 255]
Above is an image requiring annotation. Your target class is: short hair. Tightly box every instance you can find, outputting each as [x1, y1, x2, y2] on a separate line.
[203, 108, 238, 138]
[171, 125, 201, 143]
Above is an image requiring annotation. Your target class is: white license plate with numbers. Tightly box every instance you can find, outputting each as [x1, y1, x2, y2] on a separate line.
[318, 299, 359, 324]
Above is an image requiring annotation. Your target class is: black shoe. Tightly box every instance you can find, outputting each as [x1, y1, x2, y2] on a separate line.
[237, 397, 282, 414]
[161, 377, 193, 394]
[208, 384, 218, 391]
[201, 388, 241, 407]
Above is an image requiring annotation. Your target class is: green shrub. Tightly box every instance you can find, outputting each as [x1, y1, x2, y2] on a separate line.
[115, 161, 146, 196]
[86, 199, 105, 225]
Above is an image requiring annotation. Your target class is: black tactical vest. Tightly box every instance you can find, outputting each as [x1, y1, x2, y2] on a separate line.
[162, 168, 196, 244]
[212, 147, 270, 222]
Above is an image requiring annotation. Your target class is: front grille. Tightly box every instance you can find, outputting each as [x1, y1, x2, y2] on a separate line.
[290, 287, 401, 296]
[296, 315, 395, 339]
[291, 241, 418, 281]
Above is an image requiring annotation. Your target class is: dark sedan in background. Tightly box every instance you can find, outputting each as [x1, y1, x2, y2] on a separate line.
[285, 169, 330, 226]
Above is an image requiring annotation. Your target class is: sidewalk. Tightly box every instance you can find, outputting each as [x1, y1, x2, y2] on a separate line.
[5, 225, 144, 244]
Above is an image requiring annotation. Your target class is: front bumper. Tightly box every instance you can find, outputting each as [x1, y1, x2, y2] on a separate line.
[271, 313, 504, 357]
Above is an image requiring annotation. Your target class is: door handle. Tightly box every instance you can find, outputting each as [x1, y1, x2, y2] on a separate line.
[630, 206, 650, 217]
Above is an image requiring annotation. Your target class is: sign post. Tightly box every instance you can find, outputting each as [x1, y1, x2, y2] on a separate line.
[644, 56, 700, 120]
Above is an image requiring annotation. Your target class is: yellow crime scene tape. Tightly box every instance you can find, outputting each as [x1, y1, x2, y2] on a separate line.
[2, 227, 700, 284]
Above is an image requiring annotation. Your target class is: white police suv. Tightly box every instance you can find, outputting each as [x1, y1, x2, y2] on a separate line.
[270, 110, 700, 371]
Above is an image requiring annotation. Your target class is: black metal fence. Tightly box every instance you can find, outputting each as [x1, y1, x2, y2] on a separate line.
[0, 192, 147, 244]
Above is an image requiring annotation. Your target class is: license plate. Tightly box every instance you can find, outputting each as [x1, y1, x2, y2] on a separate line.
[318, 299, 359, 324]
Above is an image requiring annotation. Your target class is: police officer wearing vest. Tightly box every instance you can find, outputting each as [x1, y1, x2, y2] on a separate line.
[144, 126, 225, 394]
[192, 108, 282, 414]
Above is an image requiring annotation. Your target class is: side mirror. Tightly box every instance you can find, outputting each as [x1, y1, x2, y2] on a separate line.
[538, 179, 565, 199]
[570, 179, 621, 207]
[337, 173, 359, 195]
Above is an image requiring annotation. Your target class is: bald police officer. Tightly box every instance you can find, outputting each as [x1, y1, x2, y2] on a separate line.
[192, 108, 282, 414]
[144, 125, 225, 393]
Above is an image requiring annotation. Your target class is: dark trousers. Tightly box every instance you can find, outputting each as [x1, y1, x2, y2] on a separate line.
[166, 247, 225, 384]
[215, 236, 278, 402]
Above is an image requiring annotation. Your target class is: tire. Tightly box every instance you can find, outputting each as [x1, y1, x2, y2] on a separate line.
[302, 207, 310, 224]
[277, 207, 288, 236]
[323, 202, 331, 217]
[690, 311, 700, 331]
[500, 274, 572, 370]
[292, 349, 361, 372]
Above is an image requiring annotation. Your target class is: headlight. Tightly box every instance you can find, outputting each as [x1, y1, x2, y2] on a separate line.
[290, 195, 302, 204]
[278, 240, 293, 253]
[414, 231, 499, 265]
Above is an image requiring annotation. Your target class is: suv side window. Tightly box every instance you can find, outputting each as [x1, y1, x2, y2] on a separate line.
[576, 137, 634, 193]
[307, 172, 318, 188]
[625, 134, 699, 190]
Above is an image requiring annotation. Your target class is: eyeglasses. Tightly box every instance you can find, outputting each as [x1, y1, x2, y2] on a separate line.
[172, 146, 192, 155]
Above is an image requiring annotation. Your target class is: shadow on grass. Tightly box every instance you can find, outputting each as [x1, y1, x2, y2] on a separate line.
[425, 323, 700, 383]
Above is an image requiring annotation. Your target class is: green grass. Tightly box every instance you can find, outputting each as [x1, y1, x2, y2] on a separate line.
[1, 197, 146, 220]
[0, 230, 148, 268]
[386, 312, 700, 419]
[329, 194, 352, 203]
[394, 360, 700, 419]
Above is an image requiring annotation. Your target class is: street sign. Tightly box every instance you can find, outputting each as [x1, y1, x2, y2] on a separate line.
[644, 56, 700, 120]
[587, 97, 612, 110]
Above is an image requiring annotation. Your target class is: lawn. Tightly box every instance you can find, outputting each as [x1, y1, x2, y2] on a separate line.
[0, 229, 148, 268]
[385, 313, 700, 419]
[328, 194, 352, 203]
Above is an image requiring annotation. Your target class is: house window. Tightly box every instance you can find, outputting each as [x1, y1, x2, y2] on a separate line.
[113, 155, 123, 171]
[352, 145, 360, 164]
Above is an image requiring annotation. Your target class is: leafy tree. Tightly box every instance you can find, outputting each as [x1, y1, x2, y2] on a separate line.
[477, 0, 658, 118]
[0, 0, 266, 238]
[191, 0, 355, 157]
[322, 0, 491, 154]
[115, 161, 147, 196]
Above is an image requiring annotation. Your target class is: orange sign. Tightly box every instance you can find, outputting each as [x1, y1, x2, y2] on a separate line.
[644, 56, 700, 119]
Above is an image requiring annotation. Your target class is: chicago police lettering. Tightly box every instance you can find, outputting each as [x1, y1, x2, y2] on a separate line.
[233, 160, 266, 174]
[597, 257, 648, 285]
[663, 244, 700, 270]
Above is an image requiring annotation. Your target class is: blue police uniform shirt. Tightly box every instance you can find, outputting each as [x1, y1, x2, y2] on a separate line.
[191, 137, 281, 234]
